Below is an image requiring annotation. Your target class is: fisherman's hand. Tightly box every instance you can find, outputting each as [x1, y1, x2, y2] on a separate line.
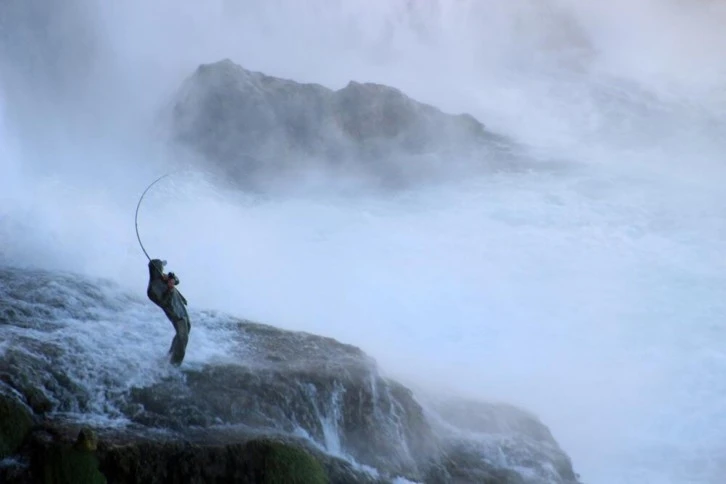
[168, 272, 180, 285]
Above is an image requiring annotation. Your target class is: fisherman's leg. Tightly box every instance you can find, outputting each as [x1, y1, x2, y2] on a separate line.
[167, 319, 191, 355]
[164, 311, 178, 356]
[168, 334, 177, 355]
[169, 317, 189, 366]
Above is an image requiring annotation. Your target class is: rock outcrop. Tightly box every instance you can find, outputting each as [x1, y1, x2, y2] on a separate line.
[424, 399, 580, 483]
[0, 389, 33, 459]
[169, 59, 519, 190]
[122, 321, 440, 479]
[0, 266, 581, 483]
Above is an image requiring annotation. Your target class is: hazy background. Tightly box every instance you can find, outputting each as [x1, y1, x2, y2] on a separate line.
[2, 1, 726, 482]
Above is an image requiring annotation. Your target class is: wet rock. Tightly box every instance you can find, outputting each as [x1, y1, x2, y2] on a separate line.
[0, 456, 32, 484]
[75, 428, 98, 452]
[430, 441, 527, 484]
[3, 426, 381, 484]
[169, 59, 518, 190]
[0, 390, 33, 459]
[96, 437, 327, 484]
[0, 372, 53, 414]
[34, 445, 106, 484]
[0, 347, 84, 414]
[29, 427, 106, 484]
[0, 266, 582, 483]
[423, 398, 581, 484]
[226, 439, 327, 483]
[122, 319, 440, 480]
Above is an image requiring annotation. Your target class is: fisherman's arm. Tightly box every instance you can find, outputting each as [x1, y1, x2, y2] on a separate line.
[167, 272, 180, 285]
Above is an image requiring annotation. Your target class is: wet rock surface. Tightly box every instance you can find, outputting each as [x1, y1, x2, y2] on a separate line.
[0, 388, 34, 459]
[122, 319, 440, 479]
[0, 266, 581, 483]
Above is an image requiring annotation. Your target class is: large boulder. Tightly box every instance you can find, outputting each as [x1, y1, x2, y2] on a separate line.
[123, 320, 440, 480]
[15, 423, 386, 484]
[169, 59, 517, 190]
[425, 399, 580, 483]
[0, 266, 581, 483]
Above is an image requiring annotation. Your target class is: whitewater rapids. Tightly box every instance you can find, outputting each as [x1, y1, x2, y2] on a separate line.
[2, 1, 726, 482]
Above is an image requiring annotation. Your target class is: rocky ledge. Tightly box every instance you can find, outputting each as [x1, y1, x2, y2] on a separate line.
[0, 266, 581, 483]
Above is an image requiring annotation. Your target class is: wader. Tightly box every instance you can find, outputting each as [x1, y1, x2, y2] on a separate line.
[147, 259, 191, 366]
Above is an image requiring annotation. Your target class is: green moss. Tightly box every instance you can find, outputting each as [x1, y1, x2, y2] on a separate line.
[40, 445, 106, 484]
[0, 393, 33, 458]
[246, 440, 328, 484]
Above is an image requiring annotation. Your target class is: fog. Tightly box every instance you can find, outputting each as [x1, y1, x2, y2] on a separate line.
[2, 1, 726, 482]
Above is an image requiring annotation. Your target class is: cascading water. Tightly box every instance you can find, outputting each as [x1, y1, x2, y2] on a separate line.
[1, 1, 725, 483]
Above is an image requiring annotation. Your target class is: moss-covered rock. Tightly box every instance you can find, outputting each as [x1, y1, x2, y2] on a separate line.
[28, 428, 106, 484]
[97, 437, 327, 484]
[76, 431, 341, 484]
[37, 445, 106, 484]
[74, 428, 98, 452]
[0, 392, 33, 459]
[125, 323, 438, 479]
[243, 439, 327, 484]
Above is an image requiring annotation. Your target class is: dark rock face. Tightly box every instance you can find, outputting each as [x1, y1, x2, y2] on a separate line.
[0, 266, 581, 483]
[0, 389, 33, 459]
[169, 59, 517, 190]
[7, 424, 356, 484]
[31, 429, 106, 484]
[122, 321, 439, 479]
[429, 400, 579, 482]
[95, 432, 329, 484]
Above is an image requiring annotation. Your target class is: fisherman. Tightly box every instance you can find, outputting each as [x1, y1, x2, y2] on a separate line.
[146, 258, 191, 366]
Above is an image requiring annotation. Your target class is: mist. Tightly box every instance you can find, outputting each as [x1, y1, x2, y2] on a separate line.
[2, 1, 726, 483]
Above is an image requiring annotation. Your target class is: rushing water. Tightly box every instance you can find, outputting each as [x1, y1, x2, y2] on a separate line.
[2, 1, 726, 482]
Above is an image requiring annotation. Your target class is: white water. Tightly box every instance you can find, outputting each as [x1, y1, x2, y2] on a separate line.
[2, 1, 726, 483]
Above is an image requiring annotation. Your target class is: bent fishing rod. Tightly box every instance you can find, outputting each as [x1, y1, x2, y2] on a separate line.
[134, 173, 173, 262]
[135, 171, 191, 304]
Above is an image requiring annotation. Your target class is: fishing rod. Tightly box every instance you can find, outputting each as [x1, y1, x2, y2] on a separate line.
[134, 173, 174, 262]
[135, 171, 202, 308]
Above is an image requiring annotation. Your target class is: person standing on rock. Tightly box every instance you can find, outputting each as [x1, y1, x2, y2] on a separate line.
[146, 258, 191, 366]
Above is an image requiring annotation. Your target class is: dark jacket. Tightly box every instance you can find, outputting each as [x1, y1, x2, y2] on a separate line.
[147, 259, 189, 323]
[147, 259, 191, 365]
